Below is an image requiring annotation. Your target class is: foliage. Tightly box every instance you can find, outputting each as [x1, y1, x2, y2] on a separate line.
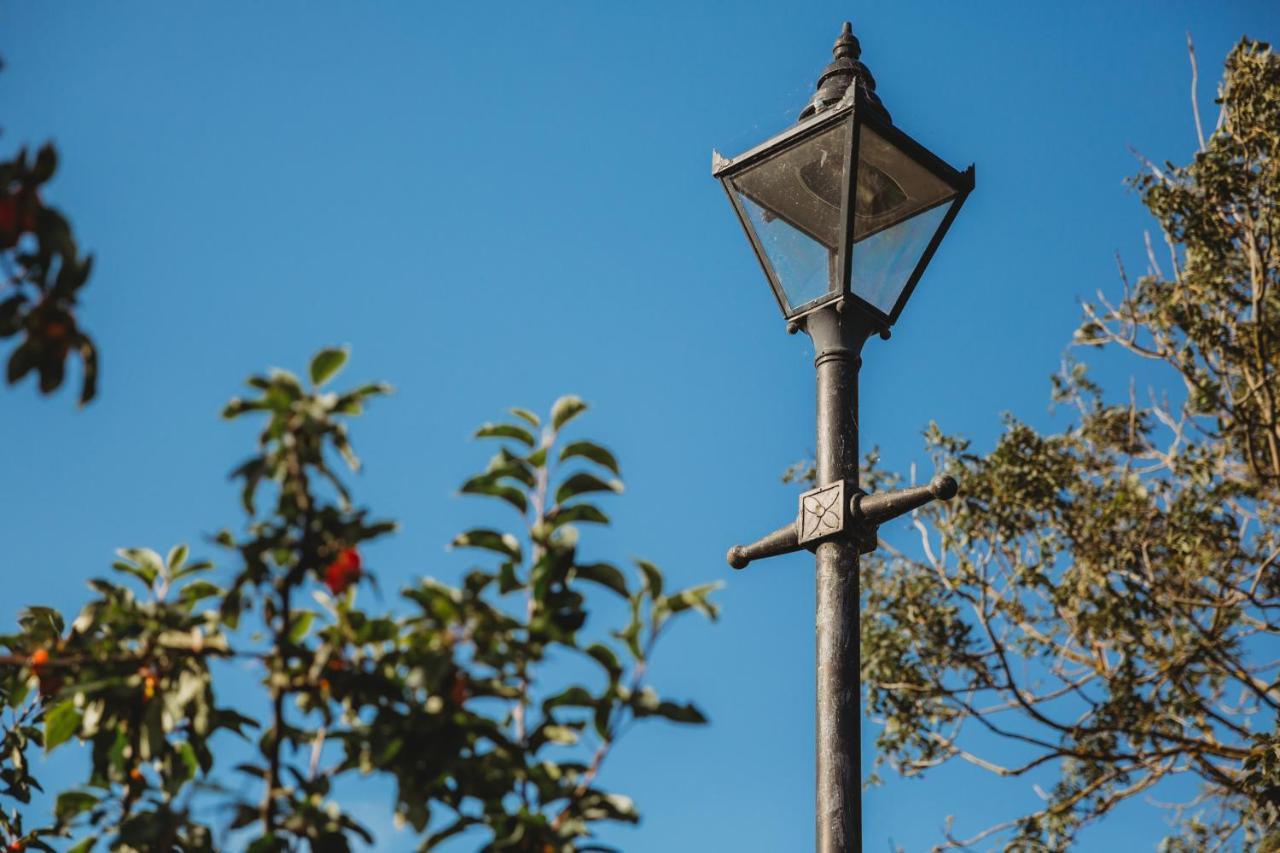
[0, 347, 717, 851]
[844, 38, 1280, 850]
[1, 61, 98, 403]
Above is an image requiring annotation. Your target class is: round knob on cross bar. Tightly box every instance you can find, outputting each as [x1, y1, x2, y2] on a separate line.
[929, 474, 958, 500]
[725, 523, 802, 570]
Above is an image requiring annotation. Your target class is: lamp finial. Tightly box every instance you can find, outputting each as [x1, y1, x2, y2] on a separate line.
[798, 21, 889, 122]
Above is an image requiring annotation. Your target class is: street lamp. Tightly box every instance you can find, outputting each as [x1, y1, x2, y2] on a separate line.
[716, 22, 973, 853]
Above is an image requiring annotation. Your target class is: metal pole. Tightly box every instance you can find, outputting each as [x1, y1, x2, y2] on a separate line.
[807, 306, 869, 853]
[724, 304, 959, 851]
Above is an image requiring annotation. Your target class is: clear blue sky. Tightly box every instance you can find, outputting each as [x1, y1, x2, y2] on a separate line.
[2, 2, 1276, 850]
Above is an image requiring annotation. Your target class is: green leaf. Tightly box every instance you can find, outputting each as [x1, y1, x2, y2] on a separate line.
[550, 395, 588, 431]
[166, 543, 189, 572]
[32, 142, 58, 183]
[559, 440, 621, 476]
[484, 450, 537, 487]
[661, 582, 723, 621]
[221, 396, 268, 420]
[115, 547, 164, 585]
[55, 790, 99, 822]
[510, 407, 541, 427]
[573, 562, 629, 597]
[67, 839, 95, 853]
[498, 561, 521, 593]
[586, 643, 622, 681]
[179, 581, 222, 606]
[540, 724, 580, 745]
[44, 701, 82, 752]
[334, 382, 393, 414]
[554, 472, 622, 504]
[7, 341, 35, 384]
[177, 741, 199, 782]
[111, 561, 155, 587]
[544, 686, 597, 711]
[548, 503, 610, 527]
[577, 791, 638, 823]
[173, 558, 213, 580]
[288, 610, 315, 644]
[635, 558, 664, 598]
[309, 346, 349, 386]
[460, 475, 528, 514]
[476, 422, 536, 447]
[451, 529, 522, 560]
[651, 700, 708, 724]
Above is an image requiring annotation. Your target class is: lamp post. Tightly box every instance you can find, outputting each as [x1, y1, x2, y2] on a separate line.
[714, 23, 974, 852]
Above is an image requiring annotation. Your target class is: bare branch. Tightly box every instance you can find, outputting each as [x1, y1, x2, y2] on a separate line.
[1188, 32, 1207, 151]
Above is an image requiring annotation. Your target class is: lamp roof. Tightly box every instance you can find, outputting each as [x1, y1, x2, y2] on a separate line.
[798, 22, 889, 123]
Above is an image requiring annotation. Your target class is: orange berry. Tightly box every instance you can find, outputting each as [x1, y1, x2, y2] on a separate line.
[129, 767, 143, 782]
[29, 648, 62, 697]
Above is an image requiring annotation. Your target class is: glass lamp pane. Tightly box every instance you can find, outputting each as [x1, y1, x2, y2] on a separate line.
[850, 124, 958, 317]
[854, 125, 954, 241]
[730, 122, 850, 312]
[851, 201, 950, 315]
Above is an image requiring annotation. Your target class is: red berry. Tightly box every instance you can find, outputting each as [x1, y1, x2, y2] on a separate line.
[324, 548, 362, 595]
[449, 671, 469, 706]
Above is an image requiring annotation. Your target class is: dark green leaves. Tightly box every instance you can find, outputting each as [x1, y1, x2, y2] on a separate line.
[2, 375, 719, 853]
[550, 395, 587, 431]
[451, 529, 522, 560]
[44, 702, 81, 753]
[225, 349, 391, 517]
[54, 791, 97, 823]
[475, 422, 536, 447]
[659, 582, 721, 622]
[113, 547, 162, 586]
[547, 504, 610, 527]
[560, 441, 620, 476]
[0, 139, 100, 405]
[630, 688, 707, 725]
[460, 473, 528, 514]
[635, 559, 663, 598]
[573, 562, 629, 597]
[554, 472, 622, 505]
[419, 396, 718, 846]
[509, 407, 540, 427]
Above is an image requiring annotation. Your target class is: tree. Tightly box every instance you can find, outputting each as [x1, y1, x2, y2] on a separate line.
[847, 37, 1280, 850]
[0, 347, 718, 851]
[1, 59, 98, 404]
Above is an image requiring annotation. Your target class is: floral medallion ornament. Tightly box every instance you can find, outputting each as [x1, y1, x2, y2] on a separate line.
[798, 481, 846, 546]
